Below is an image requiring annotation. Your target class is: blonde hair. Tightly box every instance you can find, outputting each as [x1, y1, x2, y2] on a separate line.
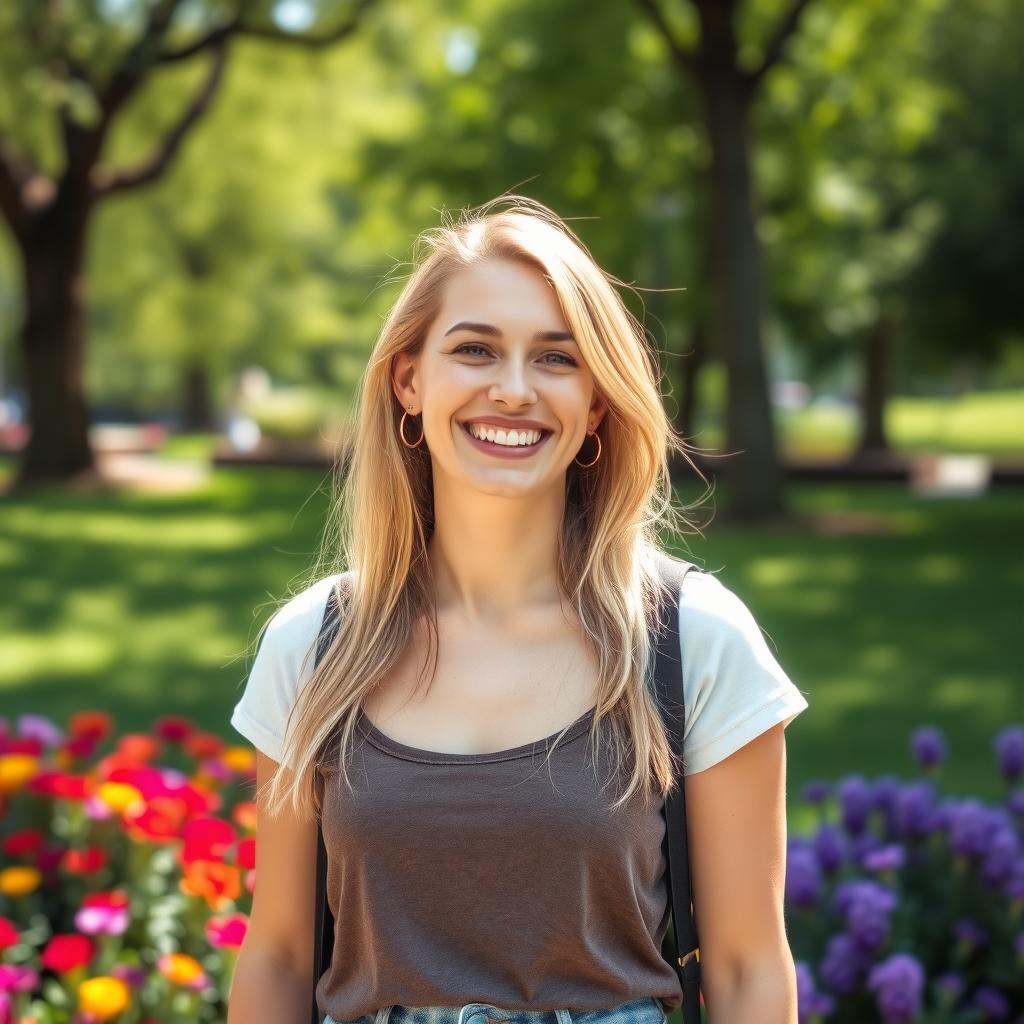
[259, 194, 711, 821]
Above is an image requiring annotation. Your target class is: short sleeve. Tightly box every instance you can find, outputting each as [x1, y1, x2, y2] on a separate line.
[229, 574, 343, 766]
[678, 570, 809, 775]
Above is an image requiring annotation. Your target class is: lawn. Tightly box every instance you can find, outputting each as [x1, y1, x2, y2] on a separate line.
[1, 455, 1021, 837]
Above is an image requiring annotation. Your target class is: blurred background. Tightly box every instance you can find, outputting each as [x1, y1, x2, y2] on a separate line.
[1, 1, 1023, 1002]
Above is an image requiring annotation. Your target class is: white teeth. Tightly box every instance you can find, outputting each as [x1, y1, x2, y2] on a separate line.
[466, 423, 543, 447]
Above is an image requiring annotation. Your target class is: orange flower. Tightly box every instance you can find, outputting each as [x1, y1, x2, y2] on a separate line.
[0, 866, 42, 897]
[157, 952, 207, 988]
[221, 746, 255, 775]
[179, 860, 241, 911]
[115, 734, 162, 763]
[0, 755, 39, 794]
[232, 800, 257, 832]
[68, 712, 115, 744]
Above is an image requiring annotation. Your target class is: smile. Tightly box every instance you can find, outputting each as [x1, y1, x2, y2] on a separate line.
[459, 421, 553, 459]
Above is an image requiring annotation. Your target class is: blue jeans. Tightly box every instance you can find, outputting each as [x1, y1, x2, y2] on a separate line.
[324, 995, 667, 1024]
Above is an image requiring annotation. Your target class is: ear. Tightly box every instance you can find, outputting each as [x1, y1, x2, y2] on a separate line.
[589, 390, 609, 432]
[391, 350, 420, 411]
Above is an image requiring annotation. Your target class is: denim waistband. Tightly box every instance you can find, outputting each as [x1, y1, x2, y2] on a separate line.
[324, 995, 666, 1024]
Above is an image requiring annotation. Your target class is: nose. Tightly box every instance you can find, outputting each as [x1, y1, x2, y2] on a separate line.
[487, 359, 537, 407]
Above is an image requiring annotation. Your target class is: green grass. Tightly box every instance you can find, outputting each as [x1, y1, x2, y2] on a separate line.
[1, 454, 1021, 835]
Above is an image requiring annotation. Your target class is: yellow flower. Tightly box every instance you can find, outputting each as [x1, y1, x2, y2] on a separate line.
[0, 866, 42, 897]
[78, 976, 131, 1020]
[95, 782, 144, 814]
[0, 755, 39, 794]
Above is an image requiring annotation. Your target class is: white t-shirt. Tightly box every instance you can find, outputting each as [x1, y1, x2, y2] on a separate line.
[230, 570, 809, 774]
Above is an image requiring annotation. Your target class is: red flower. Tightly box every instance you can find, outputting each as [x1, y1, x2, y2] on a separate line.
[27, 772, 91, 801]
[205, 913, 248, 949]
[63, 847, 109, 874]
[3, 829, 45, 858]
[154, 716, 194, 743]
[0, 915, 20, 951]
[184, 732, 228, 760]
[40, 934, 94, 973]
[236, 836, 255, 870]
[181, 817, 236, 865]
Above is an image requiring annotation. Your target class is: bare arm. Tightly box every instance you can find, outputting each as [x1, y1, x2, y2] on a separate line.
[227, 750, 319, 1024]
[683, 722, 799, 1024]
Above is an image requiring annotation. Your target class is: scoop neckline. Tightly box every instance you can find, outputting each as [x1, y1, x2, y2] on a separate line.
[355, 704, 598, 764]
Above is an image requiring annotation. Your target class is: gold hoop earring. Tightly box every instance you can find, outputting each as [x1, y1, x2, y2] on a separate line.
[399, 408, 424, 448]
[573, 430, 601, 468]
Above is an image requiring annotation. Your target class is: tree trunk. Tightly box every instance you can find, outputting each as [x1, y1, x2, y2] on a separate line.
[854, 311, 892, 456]
[701, 68, 786, 521]
[15, 201, 97, 486]
[182, 361, 216, 432]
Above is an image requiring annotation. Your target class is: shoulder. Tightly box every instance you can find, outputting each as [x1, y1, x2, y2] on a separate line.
[229, 570, 352, 763]
[259, 571, 350, 650]
[672, 567, 809, 775]
[677, 567, 768, 645]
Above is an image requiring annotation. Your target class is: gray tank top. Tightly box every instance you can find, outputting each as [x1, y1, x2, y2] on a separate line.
[314, 704, 682, 1021]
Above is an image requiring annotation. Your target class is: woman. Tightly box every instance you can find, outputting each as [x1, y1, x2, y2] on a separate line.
[227, 196, 809, 1024]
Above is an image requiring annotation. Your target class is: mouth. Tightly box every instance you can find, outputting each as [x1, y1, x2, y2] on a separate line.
[458, 421, 554, 458]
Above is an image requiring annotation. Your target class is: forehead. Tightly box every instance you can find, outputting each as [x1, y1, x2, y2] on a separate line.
[433, 259, 569, 334]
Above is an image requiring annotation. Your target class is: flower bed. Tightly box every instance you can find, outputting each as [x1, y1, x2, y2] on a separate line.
[1, 713, 1022, 1023]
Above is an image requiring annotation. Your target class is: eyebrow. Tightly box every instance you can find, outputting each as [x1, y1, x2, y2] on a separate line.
[443, 321, 577, 344]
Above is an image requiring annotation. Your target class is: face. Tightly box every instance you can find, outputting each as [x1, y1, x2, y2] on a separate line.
[392, 258, 608, 499]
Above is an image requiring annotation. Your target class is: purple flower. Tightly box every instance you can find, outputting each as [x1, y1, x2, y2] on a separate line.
[802, 780, 831, 804]
[948, 799, 993, 858]
[1005, 858, 1024, 902]
[910, 726, 947, 770]
[819, 932, 870, 994]
[994, 725, 1024, 783]
[786, 845, 823, 909]
[954, 918, 989, 952]
[15, 713, 64, 748]
[934, 971, 965, 1002]
[812, 823, 845, 874]
[795, 961, 835, 1024]
[892, 780, 940, 840]
[111, 963, 148, 988]
[981, 827, 1020, 888]
[871, 775, 903, 837]
[971, 984, 1010, 1021]
[1015, 932, 1024, 960]
[833, 880, 898, 953]
[838, 774, 873, 835]
[862, 843, 906, 874]
[867, 953, 925, 1024]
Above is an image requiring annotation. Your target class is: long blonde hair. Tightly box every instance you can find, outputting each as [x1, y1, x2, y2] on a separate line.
[259, 194, 711, 821]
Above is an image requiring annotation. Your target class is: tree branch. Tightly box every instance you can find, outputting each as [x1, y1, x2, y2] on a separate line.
[159, 0, 379, 63]
[91, 42, 229, 198]
[633, 0, 702, 86]
[745, 0, 814, 89]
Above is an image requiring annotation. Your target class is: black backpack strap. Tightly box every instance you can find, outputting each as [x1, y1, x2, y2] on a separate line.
[652, 554, 702, 1024]
[312, 582, 343, 1024]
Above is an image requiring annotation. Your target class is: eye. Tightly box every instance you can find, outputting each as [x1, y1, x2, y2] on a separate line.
[451, 343, 577, 367]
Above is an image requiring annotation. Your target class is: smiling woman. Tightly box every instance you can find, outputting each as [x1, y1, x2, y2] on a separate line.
[227, 195, 808, 1024]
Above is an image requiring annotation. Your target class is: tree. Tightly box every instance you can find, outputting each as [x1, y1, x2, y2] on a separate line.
[635, 0, 814, 522]
[0, 0, 375, 487]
